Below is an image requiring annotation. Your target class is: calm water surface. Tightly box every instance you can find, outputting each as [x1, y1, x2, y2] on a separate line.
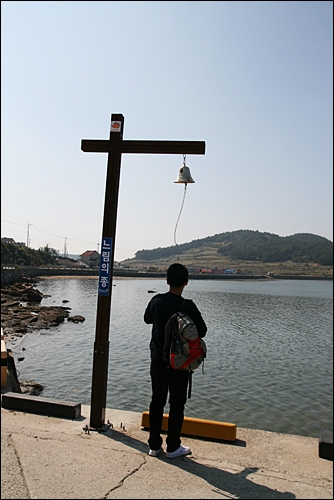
[12, 277, 333, 441]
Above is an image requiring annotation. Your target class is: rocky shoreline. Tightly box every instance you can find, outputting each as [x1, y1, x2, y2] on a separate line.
[1, 275, 85, 396]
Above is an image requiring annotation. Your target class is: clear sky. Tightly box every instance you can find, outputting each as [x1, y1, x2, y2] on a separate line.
[1, 1, 333, 262]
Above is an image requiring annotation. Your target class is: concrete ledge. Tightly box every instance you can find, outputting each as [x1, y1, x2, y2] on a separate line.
[318, 438, 333, 461]
[1, 392, 81, 419]
[141, 411, 237, 441]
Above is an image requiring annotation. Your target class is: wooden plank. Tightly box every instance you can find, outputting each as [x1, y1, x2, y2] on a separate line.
[141, 411, 237, 441]
[318, 438, 333, 461]
[1, 392, 81, 419]
[81, 140, 205, 155]
[81, 140, 110, 152]
[121, 140, 205, 155]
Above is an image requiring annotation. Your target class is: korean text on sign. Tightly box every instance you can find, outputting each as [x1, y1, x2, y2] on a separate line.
[98, 238, 113, 296]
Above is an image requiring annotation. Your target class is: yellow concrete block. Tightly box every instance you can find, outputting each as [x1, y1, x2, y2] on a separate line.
[1, 338, 7, 388]
[141, 411, 236, 441]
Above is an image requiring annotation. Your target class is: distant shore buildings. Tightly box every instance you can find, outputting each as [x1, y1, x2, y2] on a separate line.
[79, 250, 100, 269]
[1, 237, 26, 248]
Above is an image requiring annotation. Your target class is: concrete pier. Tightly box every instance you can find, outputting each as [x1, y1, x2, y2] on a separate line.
[1, 401, 332, 499]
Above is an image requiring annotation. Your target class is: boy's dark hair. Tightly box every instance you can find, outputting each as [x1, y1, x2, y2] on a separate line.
[167, 263, 189, 287]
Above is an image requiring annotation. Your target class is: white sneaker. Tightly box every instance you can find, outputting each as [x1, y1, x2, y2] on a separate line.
[166, 445, 191, 459]
[148, 447, 162, 457]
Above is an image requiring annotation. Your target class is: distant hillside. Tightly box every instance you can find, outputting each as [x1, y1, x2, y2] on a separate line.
[131, 230, 333, 266]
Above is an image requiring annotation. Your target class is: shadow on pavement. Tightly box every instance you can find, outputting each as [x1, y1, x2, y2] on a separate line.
[96, 426, 296, 499]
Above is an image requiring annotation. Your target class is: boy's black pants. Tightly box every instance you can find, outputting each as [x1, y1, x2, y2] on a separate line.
[149, 360, 189, 453]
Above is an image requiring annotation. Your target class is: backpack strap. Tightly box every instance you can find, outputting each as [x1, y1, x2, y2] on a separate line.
[163, 313, 177, 365]
[188, 370, 193, 399]
[179, 298, 191, 314]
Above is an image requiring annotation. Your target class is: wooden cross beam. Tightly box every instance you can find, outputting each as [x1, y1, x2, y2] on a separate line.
[82, 139, 205, 155]
[81, 113, 205, 428]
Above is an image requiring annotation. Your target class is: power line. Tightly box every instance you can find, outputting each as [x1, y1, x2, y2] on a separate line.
[1, 218, 136, 254]
[2, 219, 26, 228]
[2, 218, 97, 246]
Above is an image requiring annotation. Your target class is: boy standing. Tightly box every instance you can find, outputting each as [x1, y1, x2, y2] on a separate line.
[144, 263, 207, 458]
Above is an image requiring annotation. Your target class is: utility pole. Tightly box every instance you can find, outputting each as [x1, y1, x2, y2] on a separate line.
[81, 113, 205, 429]
[27, 222, 33, 248]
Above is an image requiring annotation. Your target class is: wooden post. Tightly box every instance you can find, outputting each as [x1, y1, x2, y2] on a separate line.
[89, 114, 123, 427]
[81, 114, 205, 428]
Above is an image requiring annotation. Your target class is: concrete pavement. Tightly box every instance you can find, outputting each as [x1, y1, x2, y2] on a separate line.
[1, 402, 332, 499]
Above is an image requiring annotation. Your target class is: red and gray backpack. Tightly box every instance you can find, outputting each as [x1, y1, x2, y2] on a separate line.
[163, 299, 207, 398]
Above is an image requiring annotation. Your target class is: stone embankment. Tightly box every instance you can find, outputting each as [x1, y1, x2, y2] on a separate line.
[1, 267, 42, 287]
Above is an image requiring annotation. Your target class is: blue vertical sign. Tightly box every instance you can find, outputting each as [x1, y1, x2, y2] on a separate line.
[98, 237, 113, 296]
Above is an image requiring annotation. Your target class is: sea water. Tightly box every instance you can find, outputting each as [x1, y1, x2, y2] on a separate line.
[11, 277, 333, 441]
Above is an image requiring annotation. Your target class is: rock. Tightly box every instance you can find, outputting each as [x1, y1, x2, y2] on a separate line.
[1, 300, 20, 307]
[14, 312, 37, 322]
[20, 380, 44, 396]
[1, 282, 84, 359]
[68, 315, 85, 323]
[1, 278, 83, 397]
[3, 283, 43, 303]
[24, 287, 44, 303]
[38, 309, 69, 325]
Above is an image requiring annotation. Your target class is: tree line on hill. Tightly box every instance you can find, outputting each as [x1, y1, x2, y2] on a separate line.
[2, 243, 62, 266]
[134, 230, 333, 266]
[2, 230, 333, 268]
